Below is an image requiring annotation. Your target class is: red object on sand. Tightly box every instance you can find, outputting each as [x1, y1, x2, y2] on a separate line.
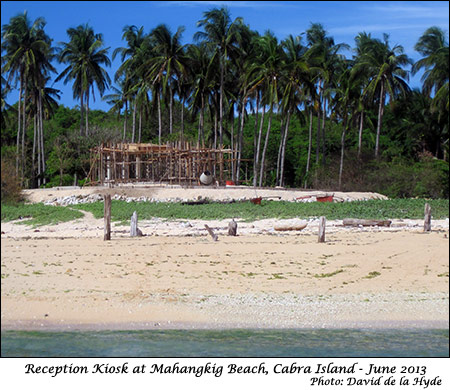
[316, 195, 334, 202]
[250, 197, 262, 205]
[226, 180, 235, 186]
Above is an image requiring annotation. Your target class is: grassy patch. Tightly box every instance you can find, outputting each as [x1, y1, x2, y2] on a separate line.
[314, 269, 344, 278]
[2, 198, 448, 226]
[1, 203, 84, 227]
[363, 271, 381, 279]
[73, 198, 450, 223]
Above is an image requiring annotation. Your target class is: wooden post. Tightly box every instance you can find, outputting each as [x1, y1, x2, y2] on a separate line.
[104, 194, 111, 241]
[204, 224, 218, 241]
[318, 216, 326, 243]
[228, 219, 237, 236]
[424, 203, 431, 232]
[130, 211, 138, 237]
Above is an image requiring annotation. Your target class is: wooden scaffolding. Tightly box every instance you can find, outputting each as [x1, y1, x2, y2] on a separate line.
[87, 141, 236, 186]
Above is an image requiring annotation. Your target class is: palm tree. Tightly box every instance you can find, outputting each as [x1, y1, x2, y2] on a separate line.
[305, 23, 349, 166]
[247, 31, 286, 186]
[278, 34, 310, 187]
[1, 11, 53, 181]
[186, 42, 215, 146]
[354, 33, 412, 157]
[145, 24, 188, 140]
[113, 25, 149, 141]
[195, 7, 243, 148]
[56, 24, 111, 136]
[413, 26, 449, 132]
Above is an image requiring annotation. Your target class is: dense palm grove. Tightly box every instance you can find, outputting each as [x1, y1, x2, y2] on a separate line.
[1, 8, 449, 199]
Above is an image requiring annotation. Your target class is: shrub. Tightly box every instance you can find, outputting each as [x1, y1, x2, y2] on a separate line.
[1, 156, 23, 203]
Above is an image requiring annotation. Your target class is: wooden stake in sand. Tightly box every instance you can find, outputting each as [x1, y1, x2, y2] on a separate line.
[204, 224, 218, 241]
[424, 203, 431, 232]
[318, 216, 326, 243]
[130, 211, 138, 237]
[103, 194, 111, 241]
[228, 219, 237, 236]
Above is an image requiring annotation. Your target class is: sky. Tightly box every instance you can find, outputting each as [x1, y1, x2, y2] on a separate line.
[1, 0, 449, 111]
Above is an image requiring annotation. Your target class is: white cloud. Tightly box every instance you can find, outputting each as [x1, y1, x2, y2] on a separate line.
[329, 23, 443, 35]
[365, 3, 449, 20]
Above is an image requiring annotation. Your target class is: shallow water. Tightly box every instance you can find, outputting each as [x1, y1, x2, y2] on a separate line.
[1, 328, 448, 357]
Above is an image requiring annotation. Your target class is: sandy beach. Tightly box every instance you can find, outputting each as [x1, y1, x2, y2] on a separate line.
[1, 186, 448, 331]
[1, 212, 448, 330]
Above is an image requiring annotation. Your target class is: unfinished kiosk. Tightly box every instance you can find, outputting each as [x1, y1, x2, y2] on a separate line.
[87, 142, 236, 186]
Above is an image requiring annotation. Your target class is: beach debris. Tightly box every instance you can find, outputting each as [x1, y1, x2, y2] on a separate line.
[204, 224, 218, 241]
[181, 196, 210, 205]
[249, 196, 282, 205]
[274, 222, 308, 232]
[342, 218, 392, 227]
[199, 171, 213, 185]
[424, 203, 431, 232]
[318, 216, 326, 243]
[228, 219, 237, 236]
[316, 195, 334, 202]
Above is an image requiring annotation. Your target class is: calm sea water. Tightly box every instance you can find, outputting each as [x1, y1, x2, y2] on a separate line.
[1, 329, 449, 357]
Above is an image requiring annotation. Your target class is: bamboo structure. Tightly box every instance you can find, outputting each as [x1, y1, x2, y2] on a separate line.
[87, 141, 239, 186]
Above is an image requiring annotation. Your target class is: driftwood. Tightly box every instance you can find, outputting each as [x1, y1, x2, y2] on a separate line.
[424, 203, 431, 232]
[204, 224, 218, 241]
[181, 198, 210, 205]
[274, 222, 308, 231]
[343, 218, 392, 227]
[228, 219, 237, 236]
[103, 194, 111, 241]
[318, 216, 326, 243]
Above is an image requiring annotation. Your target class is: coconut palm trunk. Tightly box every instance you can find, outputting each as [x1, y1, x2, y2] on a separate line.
[85, 91, 89, 136]
[169, 87, 173, 134]
[123, 100, 128, 140]
[32, 113, 37, 186]
[39, 93, 45, 185]
[219, 58, 224, 147]
[375, 79, 385, 158]
[338, 108, 349, 190]
[21, 81, 27, 183]
[80, 90, 84, 135]
[357, 110, 364, 158]
[253, 104, 265, 187]
[305, 108, 313, 188]
[236, 97, 246, 184]
[259, 103, 274, 187]
[132, 99, 137, 142]
[316, 94, 321, 164]
[16, 75, 23, 177]
[276, 117, 285, 185]
[321, 95, 327, 165]
[138, 109, 142, 143]
[157, 89, 162, 144]
[279, 111, 291, 187]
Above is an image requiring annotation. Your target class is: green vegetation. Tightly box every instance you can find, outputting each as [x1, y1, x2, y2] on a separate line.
[1, 203, 84, 227]
[314, 269, 344, 278]
[363, 271, 382, 279]
[1, 198, 449, 226]
[72, 198, 449, 222]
